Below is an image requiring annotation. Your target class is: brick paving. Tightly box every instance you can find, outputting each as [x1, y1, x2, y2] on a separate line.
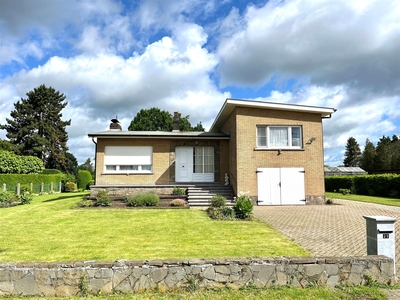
[253, 199, 400, 275]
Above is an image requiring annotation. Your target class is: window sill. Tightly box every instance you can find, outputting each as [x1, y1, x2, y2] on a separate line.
[101, 172, 154, 175]
[254, 148, 305, 151]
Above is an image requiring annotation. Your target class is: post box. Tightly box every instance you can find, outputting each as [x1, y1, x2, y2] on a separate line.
[364, 216, 396, 274]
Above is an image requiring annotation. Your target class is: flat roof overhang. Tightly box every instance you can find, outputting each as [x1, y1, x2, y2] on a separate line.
[88, 131, 230, 139]
[210, 98, 337, 132]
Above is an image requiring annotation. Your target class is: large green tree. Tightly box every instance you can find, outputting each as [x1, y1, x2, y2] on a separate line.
[360, 138, 376, 173]
[0, 84, 71, 169]
[343, 137, 362, 167]
[128, 107, 205, 131]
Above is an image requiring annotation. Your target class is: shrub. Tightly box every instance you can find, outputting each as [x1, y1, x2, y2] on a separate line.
[207, 206, 235, 220]
[339, 188, 351, 195]
[172, 186, 186, 196]
[125, 192, 160, 207]
[0, 190, 19, 207]
[210, 195, 226, 208]
[77, 200, 94, 207]
[0, 150, 43, 174]
[77, 170, 92, 190]
[95, 190, 112, 206]
[233, 191, 253, 220]
[42, 169, 62, 174]
[65, 182, 77, 192]
[19, 185, 33, 204]
[170, 199, 186, 206]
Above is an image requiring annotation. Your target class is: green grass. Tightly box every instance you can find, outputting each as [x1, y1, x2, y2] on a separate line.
[326, 192, 400, 207]
[0, 285, 389, 299]
[0, 192, 309, 262]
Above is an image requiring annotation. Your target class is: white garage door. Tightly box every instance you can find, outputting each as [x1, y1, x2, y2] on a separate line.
[257, 168, 305, 205]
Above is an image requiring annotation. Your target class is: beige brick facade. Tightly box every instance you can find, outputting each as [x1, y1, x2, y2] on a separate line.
[220, 106, 327, 202]
[95, 138, 229, 186]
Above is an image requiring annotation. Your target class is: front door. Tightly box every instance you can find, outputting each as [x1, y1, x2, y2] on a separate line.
[175, 147, 214, 182]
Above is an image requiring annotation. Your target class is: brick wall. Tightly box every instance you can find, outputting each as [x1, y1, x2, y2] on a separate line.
[220, 106, 326, 203]
[94, 138, 229, 188]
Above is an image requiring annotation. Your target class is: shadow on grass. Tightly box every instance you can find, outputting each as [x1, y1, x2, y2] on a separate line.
[42, 193, 88, 203]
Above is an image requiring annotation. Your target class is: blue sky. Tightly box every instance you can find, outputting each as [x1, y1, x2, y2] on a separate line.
[0, 0, 399, 166]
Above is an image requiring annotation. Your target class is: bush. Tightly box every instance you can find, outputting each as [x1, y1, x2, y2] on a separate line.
[210, 195, 226, 208]
[0, 150, 43, 174]
[77, 170, 92, 190]
[95, 190, 112, 206]
[233, 191, 253, 220]
[0, 190, 19, 207]
[19, 185, 33, 204]
[339, 188, 351, 195]
[125, 192, 160, 207]
[42, 169, 62, 174]
[207, 206, 235, 220]
[172, 186, 186, 196]
[65, 182, 77, 192]
[77, 199, 94, 207]
[170, 199, 186, 206]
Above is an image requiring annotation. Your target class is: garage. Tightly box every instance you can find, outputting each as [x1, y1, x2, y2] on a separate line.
[257, 168, 306, 205]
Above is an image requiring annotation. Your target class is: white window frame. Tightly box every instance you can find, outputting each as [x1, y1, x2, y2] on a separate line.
[256, 126, 302, 149]
[104, 146, 153, 174]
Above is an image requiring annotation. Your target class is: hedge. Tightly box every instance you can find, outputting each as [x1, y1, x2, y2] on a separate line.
[77, 170, 92, 190]
[0, 174, 64, 187]
[325, 174, 400, 198]
[0, 151, 43, 174]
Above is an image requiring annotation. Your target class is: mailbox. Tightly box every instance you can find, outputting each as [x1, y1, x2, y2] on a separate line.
[364, 216, 396, 274]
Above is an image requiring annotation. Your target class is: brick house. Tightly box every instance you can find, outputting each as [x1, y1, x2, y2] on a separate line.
[88, 99, 336, 205]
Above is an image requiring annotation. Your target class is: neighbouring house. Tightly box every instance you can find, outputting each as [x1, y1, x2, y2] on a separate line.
[88, 99, 336, 205]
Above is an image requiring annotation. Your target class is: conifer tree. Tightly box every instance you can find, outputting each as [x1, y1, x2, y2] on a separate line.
[0, 84, 71, 169]
[343, 137, 362, 167]
[360, 138, 376, 173]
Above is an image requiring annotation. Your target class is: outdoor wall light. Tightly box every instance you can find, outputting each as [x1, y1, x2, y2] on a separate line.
[307, 137, 317, 144]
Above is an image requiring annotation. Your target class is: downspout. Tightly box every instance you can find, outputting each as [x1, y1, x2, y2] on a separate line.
[92, 137, 97, 186]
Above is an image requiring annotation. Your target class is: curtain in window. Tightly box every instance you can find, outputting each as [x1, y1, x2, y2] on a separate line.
[193, 147, 203, 173]
[257, 127, 267, 146]
[203, 147, 214, 173]
[269, 127, 288, 147]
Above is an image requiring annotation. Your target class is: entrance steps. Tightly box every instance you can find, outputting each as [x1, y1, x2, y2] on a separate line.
[187, 184, 235, 207]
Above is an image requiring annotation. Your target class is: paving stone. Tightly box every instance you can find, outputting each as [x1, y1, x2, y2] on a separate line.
[253, 199, 400, 274]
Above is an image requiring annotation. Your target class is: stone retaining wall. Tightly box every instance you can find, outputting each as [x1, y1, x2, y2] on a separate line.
[0, 256, 394, 296]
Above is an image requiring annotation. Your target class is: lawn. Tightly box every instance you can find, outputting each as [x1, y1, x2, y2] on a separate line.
[0, 192, 309, 262]
[326, 192, 400, 207]
[0, 285, 389, 300]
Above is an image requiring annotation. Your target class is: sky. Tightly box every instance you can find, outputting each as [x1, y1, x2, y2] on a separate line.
[0, 0, 399, 167]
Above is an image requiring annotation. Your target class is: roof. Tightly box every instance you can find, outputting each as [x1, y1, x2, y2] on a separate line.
[210, 98, 337, 132]
[88, 130, 230, 139]
[325, 167, 367, 174]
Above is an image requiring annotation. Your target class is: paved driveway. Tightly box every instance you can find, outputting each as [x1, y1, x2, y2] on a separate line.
[253, 199, 400, 275]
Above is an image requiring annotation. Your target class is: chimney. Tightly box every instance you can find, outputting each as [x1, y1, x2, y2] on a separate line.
[110, 117, 122, 131]
[172, 112, 180, 132]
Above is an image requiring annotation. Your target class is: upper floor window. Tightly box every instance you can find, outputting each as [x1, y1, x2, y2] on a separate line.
[104, 146, 152, 173]
[257, 126, 302, 149]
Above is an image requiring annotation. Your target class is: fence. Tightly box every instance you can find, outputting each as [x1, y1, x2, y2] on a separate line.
[2, 182, 63, 195]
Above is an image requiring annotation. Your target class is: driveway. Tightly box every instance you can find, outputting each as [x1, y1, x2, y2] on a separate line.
[253, 199, 400, 275]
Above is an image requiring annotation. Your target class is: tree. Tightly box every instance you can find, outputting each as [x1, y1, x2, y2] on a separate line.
[360, 139, 376, 173]
[0, 84, 71, 169]
[128, 107, 205, 131]
[47, 152, 78, 175]
[343, 137, 361, 167]
[374, 135, 392, 170]
[78, 158, 94, 176]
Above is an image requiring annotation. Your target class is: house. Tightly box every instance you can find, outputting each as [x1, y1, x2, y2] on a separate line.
[88, 99, 336, 205]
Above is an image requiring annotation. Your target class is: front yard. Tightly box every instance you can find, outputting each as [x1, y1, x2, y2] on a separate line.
[0, 192, 309, 262]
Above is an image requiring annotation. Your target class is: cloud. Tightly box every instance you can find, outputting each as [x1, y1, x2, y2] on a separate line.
[216, 0, 400, 99]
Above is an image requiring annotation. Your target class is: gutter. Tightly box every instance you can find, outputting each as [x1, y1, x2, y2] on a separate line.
[92, 138, 97, 186]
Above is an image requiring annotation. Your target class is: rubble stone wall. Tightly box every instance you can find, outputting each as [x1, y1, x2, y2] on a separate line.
[0, 256, 394, 296]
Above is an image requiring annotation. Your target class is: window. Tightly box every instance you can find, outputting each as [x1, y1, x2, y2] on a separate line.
[193, 146, 214, 174]
[104, 146, 152, 173]
[256, 126, 302, 149]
